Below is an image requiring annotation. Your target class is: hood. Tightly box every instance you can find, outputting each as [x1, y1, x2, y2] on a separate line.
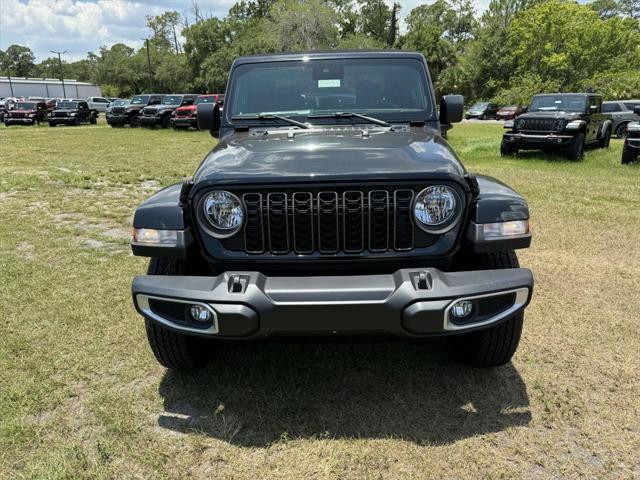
[193, 127, 466, 187]
[518, 111, 582, 120]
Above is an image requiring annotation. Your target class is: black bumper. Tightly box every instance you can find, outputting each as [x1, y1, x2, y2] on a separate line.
[132, 268, 533, 339]
[139, 115, 161, 126]
[171, 117, 196, 128]
[503, 132, 573, 148]
[106, 114, 129, 125]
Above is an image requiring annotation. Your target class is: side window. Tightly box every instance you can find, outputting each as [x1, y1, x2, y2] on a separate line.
[182, 97, 194, 106]
[150, 97, 161, 105]
[80, 102, 88, 109]
[98, 98, 109, 103]
[603, 103, 621, 113]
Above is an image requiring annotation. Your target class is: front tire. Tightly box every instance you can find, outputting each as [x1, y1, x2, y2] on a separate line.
[500, 139, 517, 156]
[616, 122, 629, 139]
[622, 143, 639, 164]
[452, 251, 525, 368]
[144, 258, 213, 370]
[598, 125, 611, 148]
[565, 132, 585, 161]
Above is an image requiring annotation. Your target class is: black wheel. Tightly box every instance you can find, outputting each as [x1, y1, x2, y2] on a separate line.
[129, 114, 139, 127]
[143, 258, 213, 370]
[452, 251, 525, 368]
[622, 143, 639, 164]
[500, 139, 517, 156]
[565, 132, 585, 161]
[598, 125, 611, 149]
[160, 115, 171, 128]
[616, 122, 629, 139]
[90, 116, 97, 125]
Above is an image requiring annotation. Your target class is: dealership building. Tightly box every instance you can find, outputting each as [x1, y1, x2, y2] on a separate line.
[0, 76, 102, 99]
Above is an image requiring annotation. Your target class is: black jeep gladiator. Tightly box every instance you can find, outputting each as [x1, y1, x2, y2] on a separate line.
[131, 51, 534, 370]
[107, 94, 164, 127]
[139, 94, 197, 128]
[621, 107, 640, 164]
[48, 100, 98, 127]
[501, 93, 612, 160]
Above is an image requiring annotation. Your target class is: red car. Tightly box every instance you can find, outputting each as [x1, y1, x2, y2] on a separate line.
[3, 101, 48, 126]
[495, 105, 523, 121]
[171, 94, 224, 129]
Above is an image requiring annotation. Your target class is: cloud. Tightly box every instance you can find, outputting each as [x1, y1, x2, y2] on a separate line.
[0, 0, 498, 62]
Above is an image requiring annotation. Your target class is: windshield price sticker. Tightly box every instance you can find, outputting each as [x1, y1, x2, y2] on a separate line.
[318, 79, 341, 88]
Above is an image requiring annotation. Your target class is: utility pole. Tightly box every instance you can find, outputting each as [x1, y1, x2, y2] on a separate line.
[50, 50, 67, 98]
[142, 38, 153, 91]
[7, 72, 14, 96]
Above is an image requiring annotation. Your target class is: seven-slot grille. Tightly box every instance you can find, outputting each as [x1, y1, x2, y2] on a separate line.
[142, 107, 156, 115]
[238, 188, 420, 255]
[519, 118, 560, 132]
[111, 106, 125, 114]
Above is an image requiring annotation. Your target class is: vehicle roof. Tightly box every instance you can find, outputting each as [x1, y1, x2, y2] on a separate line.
[233, 50, 425, 65]
[533, 92, 601, 97]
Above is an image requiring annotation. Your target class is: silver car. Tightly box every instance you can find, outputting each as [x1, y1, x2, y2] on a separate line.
[86, 96, 112, 113]
[603, 101, 640, 138]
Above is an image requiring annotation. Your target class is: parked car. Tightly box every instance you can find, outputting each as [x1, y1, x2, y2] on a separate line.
[139, 94, 197, 128]
[3, 100, 48, 126]
[495, 105, 523, 121]
[86, 96, 111, 113]
[501, 93, 613, 160]
[106, 94, 164, 127]
[465, 102, 500, 120]
[105, 99, 129, 115]
[602, 101, 640, 138]
[172, 94, 223, 129]
[48, 100, 97, 126]
[130, 50, 533, 371]
[621, 106, 640, 164]
[0, 97, 18, 110]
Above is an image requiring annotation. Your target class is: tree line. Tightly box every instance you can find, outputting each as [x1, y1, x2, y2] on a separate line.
[1, 0, 638, 105]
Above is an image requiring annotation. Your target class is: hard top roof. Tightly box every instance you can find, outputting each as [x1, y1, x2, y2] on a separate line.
[233, 50, 424, 65]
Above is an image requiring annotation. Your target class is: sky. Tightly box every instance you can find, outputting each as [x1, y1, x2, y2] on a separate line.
[0, 0, 582, 62]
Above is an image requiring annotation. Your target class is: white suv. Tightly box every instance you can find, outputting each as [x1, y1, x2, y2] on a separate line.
[86, 96, 111, 112]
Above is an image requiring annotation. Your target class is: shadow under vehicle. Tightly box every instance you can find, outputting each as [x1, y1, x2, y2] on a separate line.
[130, 51, 534, 372]
[501, 93, 613, 161]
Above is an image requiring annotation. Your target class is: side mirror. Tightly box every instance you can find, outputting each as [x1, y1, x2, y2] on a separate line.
[197, 102, 220, 137]
[439, 95, 464, 125]
[589, 104, 598, 113]
[634, 105, 640, 115]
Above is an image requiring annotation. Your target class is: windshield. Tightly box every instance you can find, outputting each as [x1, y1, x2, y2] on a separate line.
[227, 58, 433, 122]
[196, 96, 215, 105]
[112, 100, 129, 106]
[57, 101, 78, 109]
[530, 95, 586, 113]
[16, 102, 36, 109]
[130, 95, 149, 105]
[162, 95, 182, 105]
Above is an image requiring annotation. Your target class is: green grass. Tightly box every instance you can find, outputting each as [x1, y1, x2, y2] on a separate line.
[0, 120, 638, 479]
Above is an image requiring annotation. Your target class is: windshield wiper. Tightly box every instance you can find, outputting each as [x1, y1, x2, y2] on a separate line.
[231, 114, 310, 129]
[308, 112, 391, 128]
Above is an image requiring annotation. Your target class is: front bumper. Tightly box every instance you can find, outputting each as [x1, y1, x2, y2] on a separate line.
[4, 118, 36, 125]
[625, 137, 640, 149]
[139, 115, 161, 126]
[106, 114, 129, 125]
[132, 268, 533, 339]
[503, 132, 573, 147]
[171, 117, 196, 128]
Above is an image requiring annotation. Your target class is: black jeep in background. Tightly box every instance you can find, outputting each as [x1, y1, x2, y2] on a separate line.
[130, 51, 534, 371]
[48, 100, 98, 127]
[107, 94, 164, 127]
[139, 94, 197, 128]
[501, 93, 612, 160]
[621, 106, 640, 164]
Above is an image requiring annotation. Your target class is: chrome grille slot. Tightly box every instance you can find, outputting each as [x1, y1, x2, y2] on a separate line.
[292, 192, 314, 254]
[317, 192, 339, 253]
[521, 118, 558, 132]
[343, 191, 364, 253]
[394, 189, 414, 251]
[368, 190, 390, 252]
[267, 193, 289, 254]
[243, 193, 264, 253]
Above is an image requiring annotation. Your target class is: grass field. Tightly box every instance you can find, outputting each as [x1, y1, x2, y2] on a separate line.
[1, 119, 638, 479]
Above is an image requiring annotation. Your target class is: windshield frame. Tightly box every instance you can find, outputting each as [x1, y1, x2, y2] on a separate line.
[529, 94, 588, 113]
[224, 56, 436, 128]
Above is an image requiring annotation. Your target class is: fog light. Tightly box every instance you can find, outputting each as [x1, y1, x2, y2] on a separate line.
[189, 304, 212, 323]
[451, 300, 473, 318]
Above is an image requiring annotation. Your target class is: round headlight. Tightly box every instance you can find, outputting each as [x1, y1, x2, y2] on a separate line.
[516, 118, 526, 130]
[203, 191, 244, 233]
[414, 186, 458, 229]
[553, 119, 565, 131]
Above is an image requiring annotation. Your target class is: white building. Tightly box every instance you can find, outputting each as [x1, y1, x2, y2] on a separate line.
[0, 77, 102, 99]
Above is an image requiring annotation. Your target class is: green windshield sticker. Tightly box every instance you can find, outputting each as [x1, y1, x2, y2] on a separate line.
[318, 79, 341, 88]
